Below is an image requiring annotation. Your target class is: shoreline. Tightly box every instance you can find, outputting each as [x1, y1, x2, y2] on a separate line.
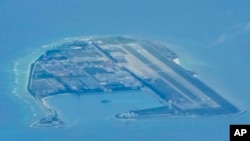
[14, 36, 242, 128]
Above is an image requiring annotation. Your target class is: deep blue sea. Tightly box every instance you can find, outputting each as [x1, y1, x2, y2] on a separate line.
[1, 1, 250, 141]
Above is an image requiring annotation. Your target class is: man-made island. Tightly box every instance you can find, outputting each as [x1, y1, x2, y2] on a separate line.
[28, 36, 241, 127]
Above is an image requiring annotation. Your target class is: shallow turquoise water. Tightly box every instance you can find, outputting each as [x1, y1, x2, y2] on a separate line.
[1, 1, 250, 141]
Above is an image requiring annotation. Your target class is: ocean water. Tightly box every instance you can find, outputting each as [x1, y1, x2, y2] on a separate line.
[1, 1, 250, 141]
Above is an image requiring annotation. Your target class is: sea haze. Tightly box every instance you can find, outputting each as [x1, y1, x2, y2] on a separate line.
[0, 0, 250, 141]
